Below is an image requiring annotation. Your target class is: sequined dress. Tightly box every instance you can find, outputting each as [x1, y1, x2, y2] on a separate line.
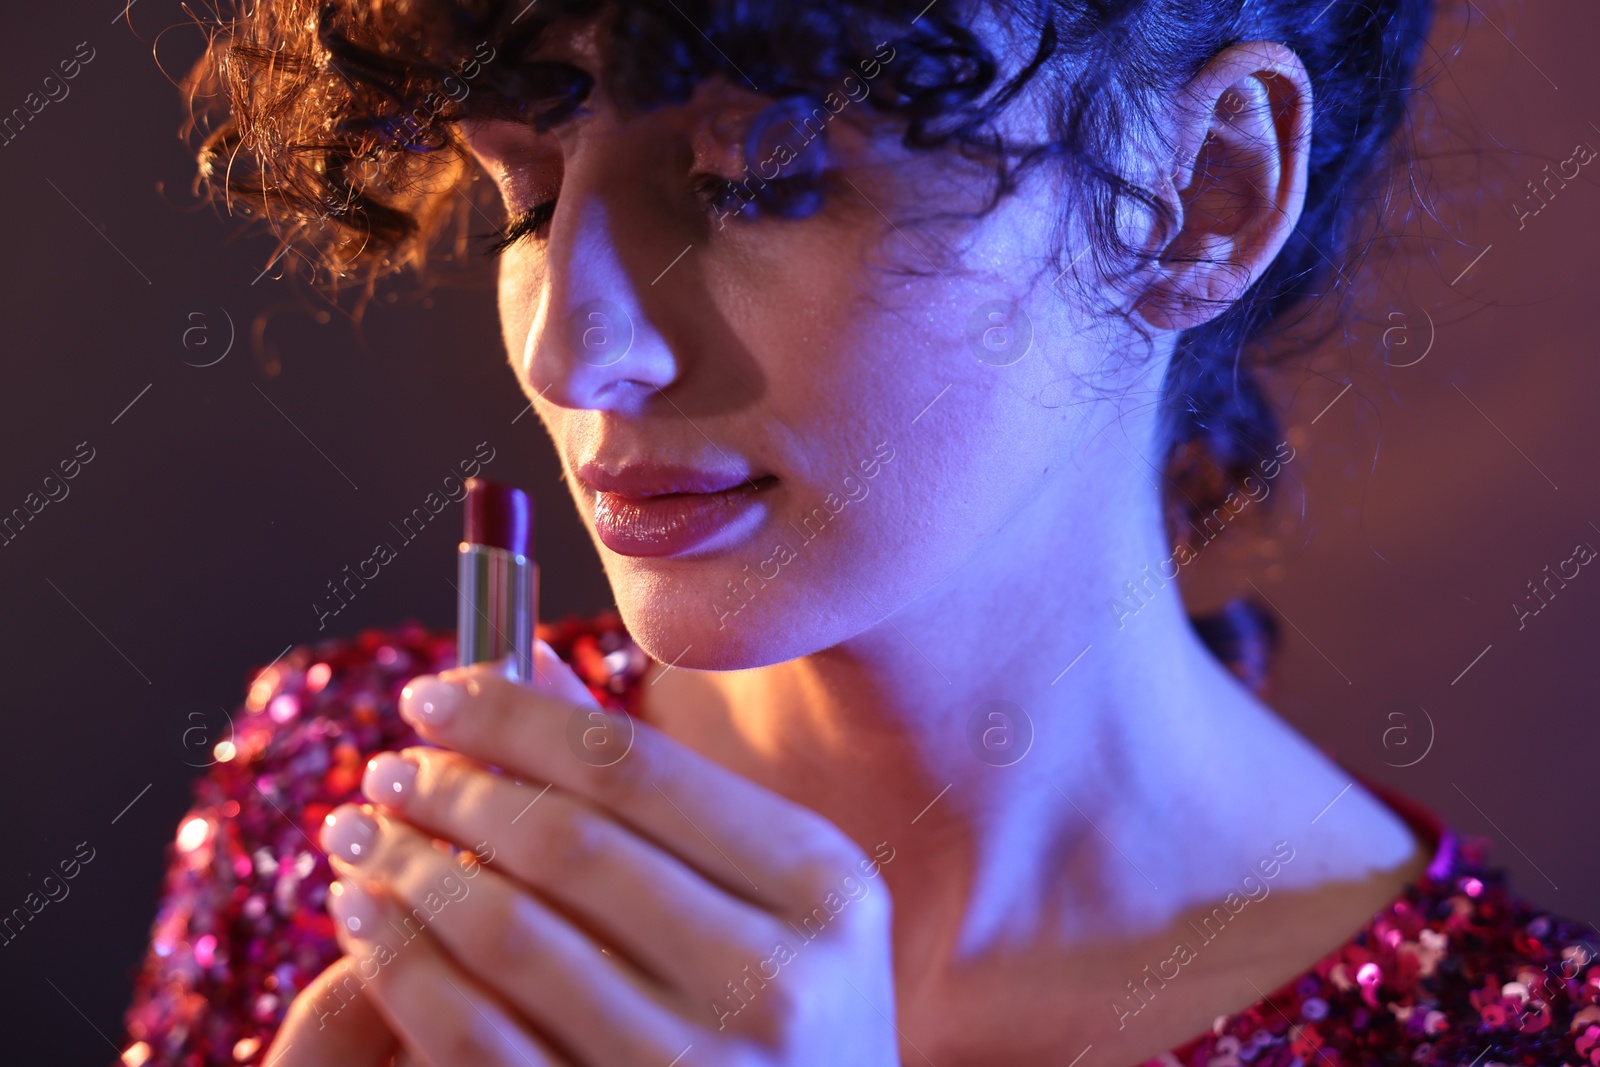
[117, 615, 1600, 1067]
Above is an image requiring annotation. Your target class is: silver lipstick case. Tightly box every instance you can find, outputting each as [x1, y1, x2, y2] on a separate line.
[456, 542, 538, 682]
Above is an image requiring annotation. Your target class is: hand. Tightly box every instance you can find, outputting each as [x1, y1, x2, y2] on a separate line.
[275, 643, 903, 1066]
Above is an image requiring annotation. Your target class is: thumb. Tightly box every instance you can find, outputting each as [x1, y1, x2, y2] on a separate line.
[530, 638, 596, 706]
[264, 956, 398, 1066]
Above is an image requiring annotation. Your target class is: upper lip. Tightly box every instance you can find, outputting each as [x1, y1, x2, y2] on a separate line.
[575, 459, 770, 498]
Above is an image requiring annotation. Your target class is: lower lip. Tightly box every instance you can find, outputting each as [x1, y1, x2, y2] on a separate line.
[593, 478, 778, 558]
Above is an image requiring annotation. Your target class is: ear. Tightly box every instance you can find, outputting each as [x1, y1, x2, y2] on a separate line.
[1132, 42, 1313, 333]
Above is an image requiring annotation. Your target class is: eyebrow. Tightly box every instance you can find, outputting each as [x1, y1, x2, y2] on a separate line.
[458, 57, 596, 130]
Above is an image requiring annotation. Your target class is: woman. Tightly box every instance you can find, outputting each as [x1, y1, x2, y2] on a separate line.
[119, 0, 1598, 1064]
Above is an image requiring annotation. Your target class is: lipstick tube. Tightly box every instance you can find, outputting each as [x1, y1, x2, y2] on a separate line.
[457, 478, 537, 682]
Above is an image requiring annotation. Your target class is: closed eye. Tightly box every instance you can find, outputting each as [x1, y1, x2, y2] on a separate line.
[481, 168, 831, 256]
[484, 199, 558, 257]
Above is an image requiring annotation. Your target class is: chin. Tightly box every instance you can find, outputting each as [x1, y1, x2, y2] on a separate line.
[603, 548, 863, 672]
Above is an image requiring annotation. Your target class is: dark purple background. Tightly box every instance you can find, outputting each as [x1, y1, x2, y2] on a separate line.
[0, 2, 1593, 1063]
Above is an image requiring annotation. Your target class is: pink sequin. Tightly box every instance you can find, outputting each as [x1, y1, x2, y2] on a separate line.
[115, 614, 1600, 1067]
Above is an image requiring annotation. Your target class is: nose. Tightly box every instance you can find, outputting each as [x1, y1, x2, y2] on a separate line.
[518, 167, 683, 414]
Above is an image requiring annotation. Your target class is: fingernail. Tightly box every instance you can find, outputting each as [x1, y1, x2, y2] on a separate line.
[328, 879, 379, 938]
[363, 753, 418, 806]
[400, 676, 466, 727]
[321, 805, 378, 863]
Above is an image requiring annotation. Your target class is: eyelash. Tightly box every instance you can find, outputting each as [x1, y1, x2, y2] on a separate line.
[485, 199, 557, 256]
[482, 171, 830, 257]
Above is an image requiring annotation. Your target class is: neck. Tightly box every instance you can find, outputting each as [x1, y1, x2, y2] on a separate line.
[638, 422, 1420, 1002]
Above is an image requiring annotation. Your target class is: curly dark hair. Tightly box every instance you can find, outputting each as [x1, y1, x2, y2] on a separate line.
[183, 0, 1437, 689]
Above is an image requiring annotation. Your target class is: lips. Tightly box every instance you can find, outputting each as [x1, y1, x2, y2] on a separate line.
[577, 461, 763, 498]
[577, 460, 778, 558]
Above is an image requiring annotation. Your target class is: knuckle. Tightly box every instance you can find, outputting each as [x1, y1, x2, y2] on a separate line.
[784, 833, 889, 936]
[365, 813, 426, 875]
[474, 890, 547, 972]
[792, 856, 840, 905]
[789, 808, 866, 868]
[792, 838, 858, 899]
[454, 666, 522, 738]
[820, 830, 871, 872]
[742, 982, 809, 1050]
[481, 674, 530, 738]
[786, 894, 839, 942]
[758, 973, 801, 1021]
[525, 799, 612, 872]
[412, 750, 477, 809]
[736, 915, 796, 963]
[575, 721, 653, 801]
[443, 1014, 510, 1064]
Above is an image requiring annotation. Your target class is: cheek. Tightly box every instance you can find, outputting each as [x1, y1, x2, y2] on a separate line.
[497, 252, 547, 380]
[616, 236, 1089, 669]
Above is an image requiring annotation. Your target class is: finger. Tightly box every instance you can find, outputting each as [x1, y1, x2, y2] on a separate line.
[531, 638, 596, 706]
[399, 665, 879, 915]
[324, 805, 703, 1066]
[323, 878, 568, 1067]
[363, 745, 784, 1000]
[263, 955, 399, 1067]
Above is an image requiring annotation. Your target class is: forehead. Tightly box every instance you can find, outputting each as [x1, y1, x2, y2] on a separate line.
[510, 10, 771, 126]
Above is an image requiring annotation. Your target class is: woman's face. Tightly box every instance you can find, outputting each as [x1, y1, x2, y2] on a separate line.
[461, 24, 1164, 670]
